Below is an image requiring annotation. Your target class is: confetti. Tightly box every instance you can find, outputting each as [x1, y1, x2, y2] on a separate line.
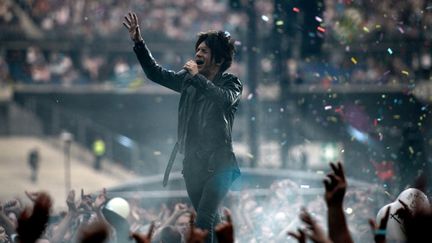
[315, 16, 323, 22]
[276, 20, 284, 26]
[363, 26, 370, 33]
[387, 48, 393, 55]
[409, 146, 414, 154]
[401, 70, 409, 76]
[317, 26, 326, 32]
[247, 93, 254, 100]
[351, 57, 358, 64]
[300, 185, 310, 189]
[375, 24, 381, 29]
[325, 105, 332, 110]
[293, 7, 300, 13]
[398, 26, 405, 34]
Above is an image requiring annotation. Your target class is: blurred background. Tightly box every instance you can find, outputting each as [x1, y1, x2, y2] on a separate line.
[1, 0, 432, 241]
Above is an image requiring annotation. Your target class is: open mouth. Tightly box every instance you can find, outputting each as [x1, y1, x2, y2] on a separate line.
[196, 60, 204, 65]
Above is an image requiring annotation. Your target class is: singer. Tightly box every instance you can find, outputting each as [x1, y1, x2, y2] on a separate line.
[123, 12, 242, 242]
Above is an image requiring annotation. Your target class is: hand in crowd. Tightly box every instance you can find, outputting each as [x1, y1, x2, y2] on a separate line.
[93, 188, 107, 210]
[323, 162, 353, 243]
[186, 213, 208, 243]
[300, 207, 332, 243]
[131, 222, 155, 243]
[324, 162, 347, 207]
[66, 190, 78, 214]
[288, 228, 306, 243]
[369, 206, 390, 243]
[215, 208, 234, 243]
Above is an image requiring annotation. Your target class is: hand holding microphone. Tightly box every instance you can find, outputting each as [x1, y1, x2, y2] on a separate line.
[183, 60, 202, 76]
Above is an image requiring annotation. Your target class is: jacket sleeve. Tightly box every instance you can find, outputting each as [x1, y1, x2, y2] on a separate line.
[189, 73, 242, 108]
[133, 41, 183, 93]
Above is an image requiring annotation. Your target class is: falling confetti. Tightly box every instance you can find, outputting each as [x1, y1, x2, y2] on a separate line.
[315, 16, 323, 22]
[325, 105, 332, 110]
[409, 146, 414, 154]
[387, 48, 393, 55]
[247, 93, 254, 100]
[293, 7, 300, 13]
[401, 70, 409, 76]
[261, 15, 269, 22]
[363, 26, 370, 33]
[276, 20, 284, 26]
[351, 57, 358, 64]
[398, 26, 405, 34]
[317, 26, 326, 32]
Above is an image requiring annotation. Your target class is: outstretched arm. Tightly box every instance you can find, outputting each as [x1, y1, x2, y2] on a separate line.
[123, 12, 183, 93]
[324, 162, 353, 243]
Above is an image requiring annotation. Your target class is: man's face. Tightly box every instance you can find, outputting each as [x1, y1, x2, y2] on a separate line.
[195, 42, 219, 76]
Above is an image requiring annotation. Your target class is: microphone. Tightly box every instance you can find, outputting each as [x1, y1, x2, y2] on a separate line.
[178, 60, 203, 78]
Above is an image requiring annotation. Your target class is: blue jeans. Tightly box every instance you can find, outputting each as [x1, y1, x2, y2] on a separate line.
[183, 168, 234, 243]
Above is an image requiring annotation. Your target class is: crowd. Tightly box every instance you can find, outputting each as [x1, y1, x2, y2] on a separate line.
[314, 0, 432, 85]
[1, 0, 431, 86]
[0, 161, 430, 243]
[11, 0, 250, 42]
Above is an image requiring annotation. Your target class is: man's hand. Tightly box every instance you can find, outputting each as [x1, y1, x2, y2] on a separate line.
[184, 60, 199, 76]
[299, 208, 332, 243]
[93, 188, 107, 211]
[215, 208, 234, 243]
[66, 190, 78, 214]
[131, 222, 154, 243]
[288, 228, 306, 243]
[123, 12, 143, 43]
[323, 162, 347, 207]
[187, 213, 208, 243]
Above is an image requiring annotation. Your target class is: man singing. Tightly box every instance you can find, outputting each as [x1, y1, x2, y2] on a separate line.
[123, 12, 242, 242]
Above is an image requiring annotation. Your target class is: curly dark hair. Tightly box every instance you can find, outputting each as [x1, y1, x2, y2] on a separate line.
[195, 30, 236, 73]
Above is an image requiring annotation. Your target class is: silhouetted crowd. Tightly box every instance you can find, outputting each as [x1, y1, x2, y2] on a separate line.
[1, 162, 431, 243]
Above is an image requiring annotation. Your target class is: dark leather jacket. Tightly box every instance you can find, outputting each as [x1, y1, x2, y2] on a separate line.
[133, 41, 242, 180]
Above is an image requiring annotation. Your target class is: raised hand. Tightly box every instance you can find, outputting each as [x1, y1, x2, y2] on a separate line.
[215, 208, 234, 243]
[123, 12, 143, 43]
[66, 190, 78, 214]
[93, 188, 107, 210]
[131, 221, 154, 243]
[323, 162, 347, 207]
[288, 228, 306, 243]
[78, 189, 94, 213]
[323, 162, 353, 243]
[187, 213, 208, 243]
[369, 206, 390, 243]
[299, 208, 332, 243]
